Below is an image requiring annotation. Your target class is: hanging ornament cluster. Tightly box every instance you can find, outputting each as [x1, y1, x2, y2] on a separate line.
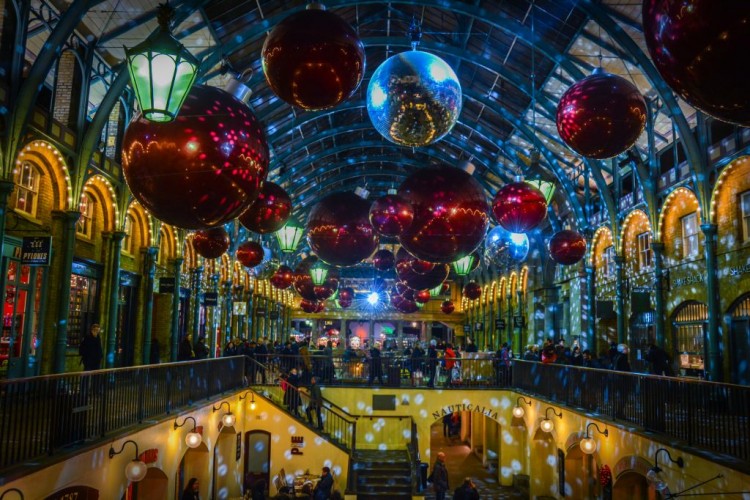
[556, 68, 647, 159]
[492, 182, 547, 234]
[300, 299, 325, 314]
[548, 229, 587, 265]
[395, 248, 449, 291]
[192, 227, 230, 259]
[122, 84, 269, 230]
[239, 182, 292, 234]
[306, 191, 379, 267]
[261, 4, 365, 111]
[369, 192, 414, 237]
[643, 1, 750, 126]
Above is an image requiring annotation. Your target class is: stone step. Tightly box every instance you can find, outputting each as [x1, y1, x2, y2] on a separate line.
[356, 474, 411, 485]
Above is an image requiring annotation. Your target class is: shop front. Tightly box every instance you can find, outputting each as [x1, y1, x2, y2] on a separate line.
[116, 271, 140, 367]
[727, 294, 750, 385]
[68, 260, 102, 349]
[671, 301, 708, 378]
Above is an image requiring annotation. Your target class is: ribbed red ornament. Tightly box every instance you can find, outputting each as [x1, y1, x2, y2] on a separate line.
[236, 241, 265, 268]
[415, 289, 431, 304]
[548, 230, 587, 265]
[372, 249, 396, 271]
[122, 85, 269, 229]
[395, 248, 449, 290]
[463, 282, 482, 300]
[556, 69, 646, 159]
[293, 262, 318, 302]
[369, 194, 414, 237]
[271, 265, 294, 289]
[192, 228, 230, 259]
[492, 182, 547, 233]
[441, 300, 455, 314]
[239, 182, 292, 234]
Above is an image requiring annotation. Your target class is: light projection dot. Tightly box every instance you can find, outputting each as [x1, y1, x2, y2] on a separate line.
[357, 402, 366, 410]
[314, 436, 325, 445]
[365, 433, 374, 442]
[379, 443, 387, 450]
[414, 394, 425, 405]
[419, 409, 429, 418]
[547, 455, 557, 466]
[402, 429, 412, 439]
[288, 425, 298, 434]
[333, 466, 342, 475]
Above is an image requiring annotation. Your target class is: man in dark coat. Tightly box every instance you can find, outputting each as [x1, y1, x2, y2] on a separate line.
[367, 343, 384, 385]
[429, 451, 449, 500]
[645, 343, 672, 376]
[79, 324, 103, 371]
[306, 376, 324, 430]
[453, 478, 480, 500]
[313, 466, 334, 500]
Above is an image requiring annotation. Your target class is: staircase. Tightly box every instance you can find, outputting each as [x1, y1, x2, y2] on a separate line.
[352, 450, 414, 499]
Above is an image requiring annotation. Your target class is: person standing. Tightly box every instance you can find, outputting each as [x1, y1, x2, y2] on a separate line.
[428, 451, 449, 500]
[313, 466, 334, 500]
[287, 368, 302, 417]
[367, 343, 384, 386]
[305, 376, 324, 430]
[177, 336, 194, 361]
[426, 341, 438, 388]
[79, 324, 103, 371]
[193, 336, 209, 359]
[181, 477, 200, 500]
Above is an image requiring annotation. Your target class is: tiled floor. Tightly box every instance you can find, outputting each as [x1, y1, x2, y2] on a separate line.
[424, 426, 524, 499]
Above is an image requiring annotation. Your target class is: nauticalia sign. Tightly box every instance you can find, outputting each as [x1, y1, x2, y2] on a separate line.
[432, 403, 499, 421]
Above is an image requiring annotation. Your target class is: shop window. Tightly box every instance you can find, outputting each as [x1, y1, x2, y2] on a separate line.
[673, 302, 707, 377]
[602, 245, 615, 279]
[13, 162, 40, 216]
[637, 232, 652, 270]
[67, 274, 99, 346]
[741, 191, 750, 242]
[76, 193, 93, 238]
[123, 214, 135, 254]
[680, 212, 699, 258]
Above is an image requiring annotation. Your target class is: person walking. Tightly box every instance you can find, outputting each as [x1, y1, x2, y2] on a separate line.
[313, 466, 334, 500]
[453, 477, 480, 500]
[181, 477, 200, 500]
[428, 451, 449, 500]
[305, 376, 324, 430]
[287, 368, 302, 417]
[79, 324, 103, 371]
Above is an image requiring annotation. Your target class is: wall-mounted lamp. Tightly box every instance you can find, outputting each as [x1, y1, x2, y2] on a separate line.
[174, 415, 202, 448]
[109, 440, 148, 482]
[512, 396, 532, 418]
[647, 448, 684, 493]
[579, 422, 608, 454]
[240, 391, 257, 411]
[540, 407, 562, 433]
[0, 488, 25, 499]
[213, 401, 236, 427]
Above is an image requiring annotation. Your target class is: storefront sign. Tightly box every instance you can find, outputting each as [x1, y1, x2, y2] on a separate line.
[203, 292, 218, 306]
[495, 319, 506, 330]
[21, 236, 52, 266]
[255, 307, 267, 316]
[729, 263, 750, 277]
[159, 277, 175, 293]
[672, 272, 705, 288]
[291, 435, 305, 455]
[513, 315, 525, 328]
[463, 325, 471, 333]
[45, 486, 99, 500]
[431, 403, 498, 422]
[269, 310, 280, 320]
[236, 432, 242, 461]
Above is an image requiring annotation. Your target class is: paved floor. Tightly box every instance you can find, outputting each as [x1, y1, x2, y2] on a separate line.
[424, 425, 524, 499]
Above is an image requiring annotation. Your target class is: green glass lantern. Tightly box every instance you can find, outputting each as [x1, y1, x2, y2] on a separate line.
[310, 262, 329, 286]
[125, 3, 200, 122]
[429, 285, 443, 297]
[452, 254, 476, 276]
[275, 217, 304, 253]
[525, 179, 556, 204]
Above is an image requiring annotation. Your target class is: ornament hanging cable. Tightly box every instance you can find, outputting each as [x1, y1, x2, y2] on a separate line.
[409, 16, 422, 50]
[529, 0, 539, 175]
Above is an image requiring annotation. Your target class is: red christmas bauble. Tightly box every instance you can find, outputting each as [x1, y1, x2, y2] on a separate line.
[556, 69, 647, 159]
[548, 230, 587, 266]
[372, 249, 395, 271]
[463, 282, 482, 300]
[262, 6, 365, 111]
[398, 166, 489, 263]
[192, 228, 230, 259]
[396, 299, 419, 314]
[300, 299, 320, 313]
[492, 182, 547, 233]
[393, 282, 416, 302]
[307, 191, 379, 267]
[237, 241, 265, 268]
[337, 297, 352, 308]
[410, 259, 436, 275]
[122, 85, 269, 229]
[395, 248, 449, 290]
[441, 300, 455, 314]
[293, 265, 317, 302]
[415, 289, 431, 304]
[643, 1, 750, 126]
[339, 287, 355, 301]
[271, 265, 294, 289]
[314, 270, 340, 301]
[239, 182, 292, 234]
[369, 193, 414, 237]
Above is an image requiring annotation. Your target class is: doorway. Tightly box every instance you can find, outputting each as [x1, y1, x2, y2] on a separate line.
[122, 467, 168, 500]
[612, 471, 657, 500]
[564, 444, 600, 498]
[177, 443, 209, 499]
[728, 294, 750, 385]
[531, 428, 557, 498]
[213, 426, 241, 499]
[116, 274, 139, 367]
[244, 430, 271, 495]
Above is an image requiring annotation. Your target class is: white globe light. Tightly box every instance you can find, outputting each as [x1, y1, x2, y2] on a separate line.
[540, 418, 554, 433]
[125, 460, 148, 482]
[222, 412, 236, 427]
[512, 406, 525, 419]
[250, 401, 257, 411]
[367, 292, 380, 305]
[580, 437, 596, 454]
[185, 431, 202, 448]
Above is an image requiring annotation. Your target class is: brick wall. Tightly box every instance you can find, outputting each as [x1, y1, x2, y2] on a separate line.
[53, 51, 76, 125]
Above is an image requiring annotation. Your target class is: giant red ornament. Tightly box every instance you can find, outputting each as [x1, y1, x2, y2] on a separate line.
[398, 166, 489, 263]
[369, 193, 414, 237]
[393, 282, 416, 302]
[372, 249, 395, 272]
[122, 84, 269, 229]
[548, 230, 587, 266]
[192, 228, 230, 259]
[239, 182, 292, 234]
[262, 5, 365, 111]
[395, 248, 449, 290]
[492, 182, 547, 233]
[300, 299, 320, 314]
[556, 69, 647, 159]
[271, 265, 294, 289]
[441, 300, 455, 314]
[415, 289, 431, 304]
[307, 191, 379, 267]
[293, 261, 318, 302]
[462, 282, 482, 300]
[410, 259, 436, 275]
[237, 241, 265, 268]
[643, 1, 750, 126]
[396, 300, 419, 314]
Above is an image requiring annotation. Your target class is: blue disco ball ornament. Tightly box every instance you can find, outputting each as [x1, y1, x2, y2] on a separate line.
[367, 50, 462, 147]
[507, 232, 530, 262]
[485, 225, 529, 265]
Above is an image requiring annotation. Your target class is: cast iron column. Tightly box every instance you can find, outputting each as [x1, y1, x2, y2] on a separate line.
[651, 242, 666, 348]
[53, 210, 80, 373]
[614, 255, 626, 344]
[105, 231, 126, 368]
[585, 265, 596, 353]
[0, 181, 15, 304]
[701, 224, 722, 381]
[141, 247, 158, 365]
[170, 257, 183, 361]
[191, 266, 204, 342]
[209, 273, 219, 357]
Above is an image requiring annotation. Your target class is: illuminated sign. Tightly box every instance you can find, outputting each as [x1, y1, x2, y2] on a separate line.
[431, 403, 498, 421]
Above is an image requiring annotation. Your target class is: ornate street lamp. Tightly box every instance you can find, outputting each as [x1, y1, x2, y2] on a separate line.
[524, 179, 555, 204]
[275, 217, 304, 253]
[452, 254, 476, 276]
[125, 3, 200, 122]
[309, 261, 329, 286]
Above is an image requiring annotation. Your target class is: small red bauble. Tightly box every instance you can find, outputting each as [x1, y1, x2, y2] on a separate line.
[415, 289, 431, 304]
[122, 85, 269, 229]
[556, 69, 647, 159]
[492, 182, 547, 233]
[192, 228, 230, 259]
[369, 193, 414, 237]
[262, 6, 365, 111]
[372, 249, 395, 271]
[314, 270, 340, 301]
[237, 241, 265, 268]
[643, 1, 750, 126]
[293, 265, 317, 302]
[398, 166, 489, 263]
[395, 248, 449, 290]
[463, 282, 482, 300]
[239, 182, 292, 234]
[548, 230, 587, 266]
[337, 297, 352, 308]
[307, 191, 379, 267]
[270, 265, 294, 289]
[338, 287, 354, 302]
[441, 300, 455, 314]
[300, 299, 319, 314]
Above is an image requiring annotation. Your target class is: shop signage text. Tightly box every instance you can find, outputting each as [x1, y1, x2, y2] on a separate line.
[159, 277, 175, 293]
[291, 435, 304, 455]
[672, 273, 705, 288]
[495, 319, 506, 330]
[22, 236, 52, 266]
[729, 264, 750, 277]
[203, 292, 218, 306]
[432, 403, 499, 421]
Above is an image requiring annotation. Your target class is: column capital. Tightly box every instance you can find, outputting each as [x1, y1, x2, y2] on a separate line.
[651, 241, 665, 252]
[52, 209, 81, 223]
[0, 179, 15, 196]
[700, 223, 718, 237]
[142, 246, 158, 257]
